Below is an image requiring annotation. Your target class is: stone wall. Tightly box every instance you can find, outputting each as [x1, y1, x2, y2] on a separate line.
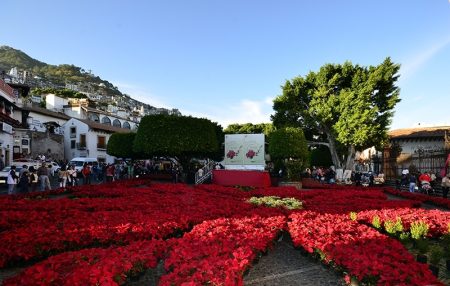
[30, 131, 65, 161]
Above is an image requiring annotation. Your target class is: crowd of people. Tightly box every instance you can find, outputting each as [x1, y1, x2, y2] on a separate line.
[396, 170, 449, 198]
[5, 159, 186, 195]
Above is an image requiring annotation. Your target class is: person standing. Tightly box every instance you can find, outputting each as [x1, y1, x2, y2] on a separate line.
[29, 166, 39, 192]
[58, 165, 69, 188]
[82, 163, 91, 185]
[37, 164, 49, 191]
[17, 170, 30, 194]
[409, 173, 417, 193]
[441, 173, 450, 199]
[7, 166, 18, 195]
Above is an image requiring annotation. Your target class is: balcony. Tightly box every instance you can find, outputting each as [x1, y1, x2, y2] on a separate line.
[70, 133, 76, 138]
[76, 142, 87, 150]
[97, 143, 107, 151]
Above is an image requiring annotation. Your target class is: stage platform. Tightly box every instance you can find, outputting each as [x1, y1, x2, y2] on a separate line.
[212, 169, 271, 188]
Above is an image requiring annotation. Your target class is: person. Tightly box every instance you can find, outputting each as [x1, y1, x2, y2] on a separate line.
[67, 165, 77, 186]
[58, 165, 69, 188]
[17, 170, 30, 194]
[19, 165, 28, 178]
[106, 164, 115, 182]
[441, 173, 450, 199]
[419, 172, 431, 184]
[7, 165, 18, 195]
[29, 166, 39, 192]
[409, 173, 417, 193]
[37, 164, 50, 191]
[82, 163, 91, 185]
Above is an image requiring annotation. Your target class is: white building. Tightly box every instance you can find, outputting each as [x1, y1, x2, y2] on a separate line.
[62, 118, 132, 164]
[0, 79, 20, 165]
[15, 106, 69, 134]
[45, 94, 69, 112]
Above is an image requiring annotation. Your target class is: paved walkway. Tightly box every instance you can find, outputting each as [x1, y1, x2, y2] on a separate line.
[244, 233, 345, 286]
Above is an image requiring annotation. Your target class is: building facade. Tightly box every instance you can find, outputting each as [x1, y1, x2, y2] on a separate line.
[63, 118, 132, 164]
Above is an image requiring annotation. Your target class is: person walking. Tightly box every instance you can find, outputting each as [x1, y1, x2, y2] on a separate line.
[7, 165, 18, 195]
[67, 165, 77, 186]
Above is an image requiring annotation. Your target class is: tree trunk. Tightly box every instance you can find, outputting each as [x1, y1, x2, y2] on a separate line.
[344, 145, 356, 170]
[324, 129, 343, 168]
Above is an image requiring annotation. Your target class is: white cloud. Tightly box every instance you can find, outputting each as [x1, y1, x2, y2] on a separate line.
[203, 97, 275, 128]
[400, 36, 450, 81]
[111, 80, 275, 128]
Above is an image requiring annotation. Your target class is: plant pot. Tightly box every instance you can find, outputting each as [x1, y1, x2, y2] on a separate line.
[446, 259, 450, 271]
[278, 181, 302, 190]
[416, 254, 428, 263]
[429, 265, 439, 277]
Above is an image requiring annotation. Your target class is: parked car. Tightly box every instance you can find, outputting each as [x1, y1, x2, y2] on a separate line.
[45, 161, 61, 176]
[0, 166, 23, 185]
[68, 157, 98, 174]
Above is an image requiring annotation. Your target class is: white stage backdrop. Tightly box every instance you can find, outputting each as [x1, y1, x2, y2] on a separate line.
[224, 134, 265, 170]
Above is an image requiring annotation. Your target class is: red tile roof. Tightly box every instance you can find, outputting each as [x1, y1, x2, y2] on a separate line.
[389, 126, 450, 139]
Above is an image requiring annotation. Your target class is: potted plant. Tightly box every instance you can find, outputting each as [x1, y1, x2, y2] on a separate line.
[428, 245, 443, 276]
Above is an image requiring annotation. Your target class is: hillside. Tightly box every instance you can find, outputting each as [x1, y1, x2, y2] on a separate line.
[0, 45, 121, 96]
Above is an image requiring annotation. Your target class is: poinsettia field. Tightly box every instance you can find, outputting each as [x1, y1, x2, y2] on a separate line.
[0, 179, 449, 285]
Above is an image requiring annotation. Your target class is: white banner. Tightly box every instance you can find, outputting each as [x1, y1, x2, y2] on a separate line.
[224, 134, 265, 168]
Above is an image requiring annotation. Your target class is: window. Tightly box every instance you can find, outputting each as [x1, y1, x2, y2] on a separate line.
[89, 113, 100, 122]
[97, 136, 106, 149]
[77, 134, 86, 149]
[101, 116, 111, 125]
[70, 127, 76, 138]
[71, 140, 76, 149]
[113, 119, 121, 128]
[123, 121, 131, 129]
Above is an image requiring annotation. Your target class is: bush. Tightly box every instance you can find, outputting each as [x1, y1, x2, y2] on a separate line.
[372, 215, 381, 229]
[384, 217, 403, 235]
[410, 221, 429, 240]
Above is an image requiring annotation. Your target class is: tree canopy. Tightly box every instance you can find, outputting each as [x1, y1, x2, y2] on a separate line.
[107, 133, 138, 159]
[268, 127, 309, 181]
[133, 114, 223, 169]
[224, 123, 274, 136]
[272, 58, 400, 169]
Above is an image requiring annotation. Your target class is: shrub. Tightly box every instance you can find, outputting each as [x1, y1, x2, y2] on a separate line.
[384, 217, 403, 235]
[372, 215, 381, 229]
[429, 245, 444, 266]
[410, 221, 429, 240]
[349, 212, 357, 221]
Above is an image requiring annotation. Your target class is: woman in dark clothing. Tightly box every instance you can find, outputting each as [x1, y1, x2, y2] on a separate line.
[18, 170, 30, 194]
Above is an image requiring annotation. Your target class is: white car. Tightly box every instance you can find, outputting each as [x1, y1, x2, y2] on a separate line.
[44, 161, 61, 176]
[0, 166, 23, 185]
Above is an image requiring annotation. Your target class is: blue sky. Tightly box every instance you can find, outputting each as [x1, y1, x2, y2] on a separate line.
[2, 0, 450, 130]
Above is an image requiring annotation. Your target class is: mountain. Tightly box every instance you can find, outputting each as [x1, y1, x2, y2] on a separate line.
[0, 45, 122, 97]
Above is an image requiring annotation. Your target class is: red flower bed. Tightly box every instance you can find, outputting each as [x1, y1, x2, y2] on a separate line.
[288, 211, 444, 285]
[1, 182, 447, 285]
[3, 239, 166, 286]
[160, 215, 286, 285]
[383, 187, 450, 209]
[357, 208, 450, 237]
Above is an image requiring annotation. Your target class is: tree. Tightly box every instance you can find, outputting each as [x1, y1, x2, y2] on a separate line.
[268, 127, 309, 180]
[224, 123, 275, 136]
[107, 133, 138, 159]
[272, 58, 400, 169]
[133, 114, 222, 171]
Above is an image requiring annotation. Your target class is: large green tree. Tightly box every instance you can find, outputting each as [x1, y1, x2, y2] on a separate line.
[224, 123, 274, 136]
[133, 114, 223, 171]
[107, 133, 138, 159]
[272, 58, 400, 169]
[268, 127, 309, 180]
